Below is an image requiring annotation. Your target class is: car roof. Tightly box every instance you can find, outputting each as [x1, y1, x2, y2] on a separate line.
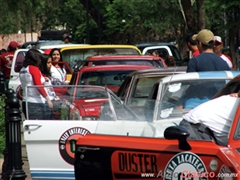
[128, 66, 187, 76]
[76, 65, 154, 72]
[158, 71, 240, 84]
[39, 44, 89, 50]
[61, 44, 140, 51]
[136, 42, 175, 48]
[87, 55, 164, 60]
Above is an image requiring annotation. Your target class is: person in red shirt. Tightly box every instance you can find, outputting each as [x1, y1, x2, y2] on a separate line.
[0, 48, 7, 55]
[186, 33, 200, 57]
[0, 41, 20, 89]
[213, 36, 234, 69]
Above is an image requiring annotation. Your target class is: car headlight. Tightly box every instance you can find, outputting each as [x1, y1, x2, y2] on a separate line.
[209, 159, 218, 172]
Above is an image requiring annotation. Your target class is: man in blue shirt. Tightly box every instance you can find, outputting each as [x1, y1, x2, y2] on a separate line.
[187, 29, 230, 72]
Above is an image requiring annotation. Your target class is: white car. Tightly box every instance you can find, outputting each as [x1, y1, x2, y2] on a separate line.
[136, 43, 183, 66]
[23, 71, 240, 179]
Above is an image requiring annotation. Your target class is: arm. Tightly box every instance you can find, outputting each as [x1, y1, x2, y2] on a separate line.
[224, 54, 234, 68]
[63, 68, 67, 81]
[186, 58, 197, 72]
[29, 65, 47, 96]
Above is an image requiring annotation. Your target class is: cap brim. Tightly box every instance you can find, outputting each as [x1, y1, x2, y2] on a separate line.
[192, 34, 198, 40]
[214, 40, 222, 45]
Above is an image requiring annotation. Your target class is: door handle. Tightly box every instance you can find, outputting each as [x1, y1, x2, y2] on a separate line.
[77, 146, 100, 152]
[24, 124, 42, 134]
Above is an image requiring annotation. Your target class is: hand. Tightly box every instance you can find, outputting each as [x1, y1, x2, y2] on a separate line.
[229, 93, 238, 97]
[45, 77, 49, 82]
[47, 99, 53, 108]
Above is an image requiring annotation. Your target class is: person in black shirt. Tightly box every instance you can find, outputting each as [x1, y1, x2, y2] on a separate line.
[187, 29, 230, 72]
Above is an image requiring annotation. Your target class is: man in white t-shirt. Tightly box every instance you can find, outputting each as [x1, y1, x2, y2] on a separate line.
[179, 93, 239, 146]
[213, 36, 233, 69]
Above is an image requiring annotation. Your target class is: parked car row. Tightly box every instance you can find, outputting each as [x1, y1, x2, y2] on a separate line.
[22, 71, 240, 179]
[9, 43, 181, 95]
[10, 42, 240, 179]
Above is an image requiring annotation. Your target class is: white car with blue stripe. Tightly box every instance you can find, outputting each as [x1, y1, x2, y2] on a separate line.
[23, 70, 240, 180]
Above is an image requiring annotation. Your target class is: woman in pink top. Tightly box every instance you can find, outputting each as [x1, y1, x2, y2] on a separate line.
[19, 49, 53, 120]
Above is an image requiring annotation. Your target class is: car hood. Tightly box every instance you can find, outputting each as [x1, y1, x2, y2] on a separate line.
[74, 98, 107, 117]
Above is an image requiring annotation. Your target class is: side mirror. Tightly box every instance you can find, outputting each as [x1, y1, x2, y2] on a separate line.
[164, 126, 191, 151]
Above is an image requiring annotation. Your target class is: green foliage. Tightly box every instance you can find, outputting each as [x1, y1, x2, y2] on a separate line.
[0, 94, 6, 157]
[1, 0, 240, 48]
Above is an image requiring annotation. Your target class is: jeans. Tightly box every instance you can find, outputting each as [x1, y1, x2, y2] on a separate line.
[179, 119, 227, 146]
[179, 119, 212, 140]
[22, 101, 47, 120]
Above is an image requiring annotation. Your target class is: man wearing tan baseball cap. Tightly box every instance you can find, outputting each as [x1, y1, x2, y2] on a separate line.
[187, 29, 230, 72]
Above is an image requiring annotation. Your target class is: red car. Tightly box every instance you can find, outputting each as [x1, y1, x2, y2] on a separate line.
[69, 64, 154, 93]
[74, 77, 240, 180]
[82, 55, 167, 67]
[56, 65, 154, 120]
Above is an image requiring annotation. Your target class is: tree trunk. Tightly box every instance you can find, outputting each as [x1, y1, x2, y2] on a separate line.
[79, 0, 106, 30]
[181, 0, 197, 33]
[196, 0, 205, 30]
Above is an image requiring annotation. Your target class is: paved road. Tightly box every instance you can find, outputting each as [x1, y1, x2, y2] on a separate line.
[22, 147, 32, 180]
[0, 147, 31, 180]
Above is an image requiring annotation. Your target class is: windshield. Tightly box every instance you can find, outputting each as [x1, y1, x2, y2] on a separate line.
[62, 48, 140, 70]
[235, 115, 240, 140]
[79, 70, 135, 86]
[67, 86, 108, 100]
[161, 79, 229, 110]
[24, 85, 139, 121]
[90, 60, 162, 67]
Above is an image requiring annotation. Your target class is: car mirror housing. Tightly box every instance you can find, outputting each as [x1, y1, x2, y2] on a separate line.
[164, 126, 191, 151]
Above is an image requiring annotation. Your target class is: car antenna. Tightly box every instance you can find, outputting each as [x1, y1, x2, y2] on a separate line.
[162, 65, 179, 99]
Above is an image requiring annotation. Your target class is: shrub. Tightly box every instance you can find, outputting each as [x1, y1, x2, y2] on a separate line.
[0, 94, 6, 157]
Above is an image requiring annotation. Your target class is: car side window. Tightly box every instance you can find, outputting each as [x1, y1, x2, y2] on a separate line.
[117, 77, 131, 97]
[213, 82, 240, 98]
[14, 51, 25, 72]
[146, 48, 169, 60]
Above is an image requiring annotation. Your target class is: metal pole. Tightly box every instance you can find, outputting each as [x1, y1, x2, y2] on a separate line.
[3, 89, 26, 180]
